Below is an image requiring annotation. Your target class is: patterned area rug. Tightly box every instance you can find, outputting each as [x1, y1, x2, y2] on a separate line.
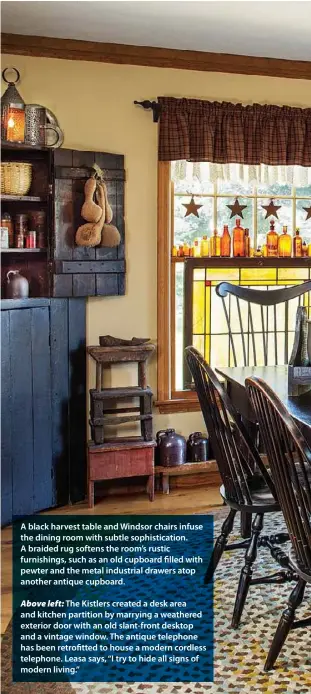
[2, 510, 310, 693]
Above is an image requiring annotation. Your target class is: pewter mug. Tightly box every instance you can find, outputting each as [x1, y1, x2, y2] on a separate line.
[25, 104, 63, 147]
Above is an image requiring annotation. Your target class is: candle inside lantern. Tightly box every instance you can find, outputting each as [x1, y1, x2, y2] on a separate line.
[6, 106, 25, 142]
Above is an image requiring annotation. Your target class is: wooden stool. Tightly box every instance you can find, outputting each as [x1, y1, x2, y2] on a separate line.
[87, 344, 155, 445]
[87, 439, 156, 508]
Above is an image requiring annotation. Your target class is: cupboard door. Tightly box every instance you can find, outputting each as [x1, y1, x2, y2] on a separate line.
[52, 148, 125, 297]
[1, 298, 87, 526]
[1, 306, 53, 524]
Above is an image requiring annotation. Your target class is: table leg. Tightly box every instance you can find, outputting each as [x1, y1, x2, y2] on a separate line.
[88, 481, 95, 509]
[147, 474, 155, 501]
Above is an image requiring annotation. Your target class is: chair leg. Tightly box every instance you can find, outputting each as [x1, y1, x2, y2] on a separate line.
[204, 508, 236, 584]
[231, 512, 263, 628]
[264, 578, 306, 671]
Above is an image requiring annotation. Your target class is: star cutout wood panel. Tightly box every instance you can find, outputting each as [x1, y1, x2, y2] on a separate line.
[303, 204, 311, 221]
[182, 195, 202, 217]
[261, 199, 282, 219]
[226, 198, 247, 219]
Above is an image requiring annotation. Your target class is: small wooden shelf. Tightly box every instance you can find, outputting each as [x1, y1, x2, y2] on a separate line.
[1, 141, 48, 151]
[1, 194, 48, 203]
[171, 256, 311, 267]
[155, 460, 218, 494]
[1, 248, 47, 254]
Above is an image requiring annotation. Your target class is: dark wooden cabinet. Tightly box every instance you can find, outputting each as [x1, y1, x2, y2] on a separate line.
[1, 145, 126, 299]
[1, 298, 86, 526]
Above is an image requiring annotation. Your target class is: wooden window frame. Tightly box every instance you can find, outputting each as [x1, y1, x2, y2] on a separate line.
[156, 161, 311, 414]
[156, 161, 200, 413]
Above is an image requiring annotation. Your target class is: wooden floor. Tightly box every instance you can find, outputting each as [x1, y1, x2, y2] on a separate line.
[1, 486, 222, 635]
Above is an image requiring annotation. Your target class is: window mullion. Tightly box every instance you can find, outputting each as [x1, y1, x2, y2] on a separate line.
[213, 181, 217, 229]
[292, 185, 296, 236]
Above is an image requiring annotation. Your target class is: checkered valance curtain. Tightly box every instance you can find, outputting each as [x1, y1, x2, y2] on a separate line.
[158, 97, 311, 166]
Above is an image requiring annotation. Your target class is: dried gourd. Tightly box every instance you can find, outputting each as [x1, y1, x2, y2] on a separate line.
[100, 222, 121, 247]
[75, 208, 105, 247]
[81, 178, 102, 223]
[101, 181, 113, 223]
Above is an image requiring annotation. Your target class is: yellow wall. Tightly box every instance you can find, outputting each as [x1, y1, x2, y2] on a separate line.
[3, 54, 311, 435]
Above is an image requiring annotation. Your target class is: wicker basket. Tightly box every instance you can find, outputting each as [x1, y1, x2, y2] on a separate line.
[1, 162, 32, 196]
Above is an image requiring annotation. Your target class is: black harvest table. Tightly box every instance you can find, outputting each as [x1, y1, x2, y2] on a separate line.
[216, 365, 311, 444]
[215, 365, 311, 538]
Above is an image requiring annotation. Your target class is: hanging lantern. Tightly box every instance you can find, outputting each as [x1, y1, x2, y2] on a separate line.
[1, 68, 25, 143]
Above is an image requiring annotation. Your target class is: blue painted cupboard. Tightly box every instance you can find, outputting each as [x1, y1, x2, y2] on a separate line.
[1, 298, 86, 525]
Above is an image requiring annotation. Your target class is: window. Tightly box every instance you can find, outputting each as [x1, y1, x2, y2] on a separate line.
[157, 162, 311, 412]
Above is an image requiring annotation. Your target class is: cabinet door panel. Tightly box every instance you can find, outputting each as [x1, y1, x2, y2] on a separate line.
[1, 311, 12, 525]
[31, 307, 53, 512]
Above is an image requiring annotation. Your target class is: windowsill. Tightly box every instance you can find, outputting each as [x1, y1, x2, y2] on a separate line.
[155, 398, 201, 414]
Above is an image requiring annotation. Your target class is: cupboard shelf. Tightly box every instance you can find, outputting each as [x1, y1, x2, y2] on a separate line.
[1, 141, 49, 151]
[1, 194, 48, 202]
[1, 248, 47, 253]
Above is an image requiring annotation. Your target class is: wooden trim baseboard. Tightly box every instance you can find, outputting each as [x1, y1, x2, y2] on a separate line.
[2, 33, 311, 80]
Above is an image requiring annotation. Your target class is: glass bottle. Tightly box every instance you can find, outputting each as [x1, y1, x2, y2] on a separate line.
[177, 245, 184, 258]
[210, 229, 221, 257]
[220, 225, 231, 257]
[233, 218, 245, 257]
[200, 235, 209, 257]
[193, 240, 201, 258]
[308, 242, 311, 257]
[172, 245, 177, 257]
[278, 225, 292, 257]
[183, 242, 190, 257]
[262, 244, 268, 257]
[1, 212, 14, 247]
[302, 241, 308, 257]
[293, 228, 302, 257]
[266, 220, 278, 257]
[244, 229, 250, 257]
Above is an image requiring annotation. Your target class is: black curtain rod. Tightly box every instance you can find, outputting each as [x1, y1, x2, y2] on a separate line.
[134, 100, 161, 122]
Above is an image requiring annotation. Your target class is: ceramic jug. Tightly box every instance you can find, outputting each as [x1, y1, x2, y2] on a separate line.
[187, 432, 210, 462]
[156, 429, 187, 467]
[6, 270, 29, 298]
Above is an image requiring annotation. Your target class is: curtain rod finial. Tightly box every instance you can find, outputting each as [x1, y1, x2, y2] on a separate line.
[134, 100, 161, 123]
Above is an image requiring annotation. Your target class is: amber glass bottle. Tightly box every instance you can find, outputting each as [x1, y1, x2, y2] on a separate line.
[220, 225, 231, 257]
[172, 245, 177, 257]
[200, 235, 209, 257]
[233, 219, 245, 257]
[293, 228, 302, 257]
[244, 229, 250, 257]
[193, 240, 201, 257]
[183, 242, 190, 257]
[262, 244, 268, 257]
[278, 225, 292, 257]
[302, 241, 308, 257]
[177, 245, 184, 257]
[266, 220, 278, 257]
[210, 229, 221, 257]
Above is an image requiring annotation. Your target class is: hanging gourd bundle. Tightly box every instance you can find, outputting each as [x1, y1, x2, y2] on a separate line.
[75, 163, 121, 247]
